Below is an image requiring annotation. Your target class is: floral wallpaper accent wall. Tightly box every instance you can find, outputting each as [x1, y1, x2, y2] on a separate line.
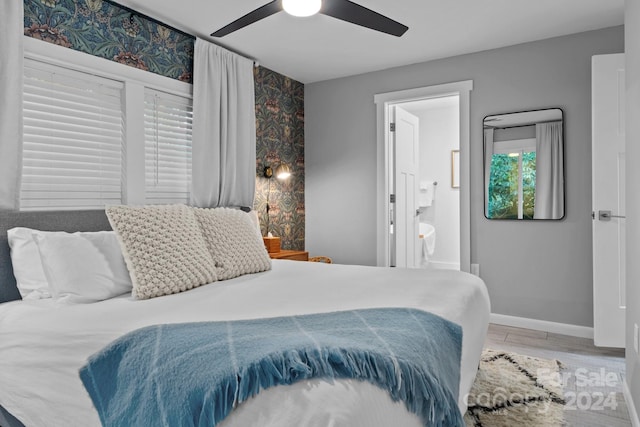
[254, 66, 305, 251]
[24, 0, 194, 82]
[23, 0, 305, 251]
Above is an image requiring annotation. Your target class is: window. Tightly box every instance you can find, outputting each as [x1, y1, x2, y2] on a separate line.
[20, 38, 193, 211]
[488, 139, 536, 219]
[144, 89, 193, 205]
[21, 60, 124, 210]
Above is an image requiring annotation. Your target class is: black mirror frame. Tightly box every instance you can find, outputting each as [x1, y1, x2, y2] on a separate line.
[483, 107, 566, 221]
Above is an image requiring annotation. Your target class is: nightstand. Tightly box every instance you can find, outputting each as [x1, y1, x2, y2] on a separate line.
[269, 250, 309, 261]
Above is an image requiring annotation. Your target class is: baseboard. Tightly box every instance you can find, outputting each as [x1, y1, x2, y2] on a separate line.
[624, 379, 640, 427]
[490, 313, 594, 339]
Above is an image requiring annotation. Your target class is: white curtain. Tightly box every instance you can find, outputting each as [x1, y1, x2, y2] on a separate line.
[191, 38, 256, 208]
[483, 128, 494, 215]
[534, 121, 564, 219]
[0, 0, 23, 210]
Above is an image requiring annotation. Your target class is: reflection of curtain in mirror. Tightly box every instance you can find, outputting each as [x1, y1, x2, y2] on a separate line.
[534, 121, 564, 219]
[484, 128, 494, 214]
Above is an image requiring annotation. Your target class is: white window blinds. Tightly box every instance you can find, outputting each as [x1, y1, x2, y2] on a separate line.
[144, 89, 193, 205]
[21, 60, 124, 210]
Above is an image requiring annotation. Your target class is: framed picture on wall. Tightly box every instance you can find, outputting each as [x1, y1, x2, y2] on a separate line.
[451, 150, 460, 188]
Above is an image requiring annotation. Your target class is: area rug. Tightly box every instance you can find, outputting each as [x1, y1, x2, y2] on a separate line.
[464, 349, 565, 427]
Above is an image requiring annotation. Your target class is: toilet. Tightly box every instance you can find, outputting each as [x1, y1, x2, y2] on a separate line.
[419, 223, 436, 268]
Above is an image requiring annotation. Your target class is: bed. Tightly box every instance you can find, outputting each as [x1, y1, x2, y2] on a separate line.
[0, 209, 490, 427]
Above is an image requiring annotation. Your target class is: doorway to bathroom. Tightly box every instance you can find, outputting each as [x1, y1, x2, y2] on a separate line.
[374, 80, 472, 272]
[399, 96, 460, 269]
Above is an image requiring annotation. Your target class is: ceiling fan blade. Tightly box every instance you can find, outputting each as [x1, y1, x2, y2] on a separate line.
[321, 0, 408, 37]
[211, 1, 282, 37]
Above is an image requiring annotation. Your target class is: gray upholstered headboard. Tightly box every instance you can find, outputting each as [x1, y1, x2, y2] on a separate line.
[0, 210, 111, 305]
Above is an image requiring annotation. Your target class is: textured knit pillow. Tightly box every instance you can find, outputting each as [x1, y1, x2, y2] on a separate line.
[193, 207, 271, 281]
[106, 205, 218, 299]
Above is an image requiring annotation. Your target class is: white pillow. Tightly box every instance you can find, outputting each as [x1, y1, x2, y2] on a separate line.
[33, 231, 132, 303]
[7, 227, 50, 300]
[193, 207, 272, 281]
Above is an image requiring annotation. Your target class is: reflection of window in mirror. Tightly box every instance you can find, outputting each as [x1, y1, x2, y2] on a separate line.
[488, 138, 536, 219]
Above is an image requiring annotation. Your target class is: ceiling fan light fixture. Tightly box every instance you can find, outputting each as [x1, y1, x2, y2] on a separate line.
[282, 0, 321, 17]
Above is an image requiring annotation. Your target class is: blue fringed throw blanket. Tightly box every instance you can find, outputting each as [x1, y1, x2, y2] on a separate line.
[80, 308, 463, 427]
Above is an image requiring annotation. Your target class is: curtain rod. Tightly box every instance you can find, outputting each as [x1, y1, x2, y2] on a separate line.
[102, 0, 259, 66]
[485, 119, 561, 130]
[102, 0, 193, 39]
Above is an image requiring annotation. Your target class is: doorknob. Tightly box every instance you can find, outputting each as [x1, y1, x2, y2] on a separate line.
[598, 210, 626, 221]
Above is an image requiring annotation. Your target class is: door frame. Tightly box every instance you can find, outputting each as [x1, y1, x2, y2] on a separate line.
[374, 80, 473, 271]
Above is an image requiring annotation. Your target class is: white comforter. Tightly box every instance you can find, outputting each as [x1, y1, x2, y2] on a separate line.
[0, 261, 490, 427]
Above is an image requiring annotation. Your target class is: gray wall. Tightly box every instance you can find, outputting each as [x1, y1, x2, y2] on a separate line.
[305, 26, 624, 327]
[625, 0, 640, 415]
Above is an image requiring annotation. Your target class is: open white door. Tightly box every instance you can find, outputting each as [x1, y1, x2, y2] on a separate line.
[592, 53, 625, 348]
[392, 106, 419, 268]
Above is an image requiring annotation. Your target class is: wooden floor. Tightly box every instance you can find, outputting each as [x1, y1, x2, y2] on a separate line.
[484, 324, 630, 426]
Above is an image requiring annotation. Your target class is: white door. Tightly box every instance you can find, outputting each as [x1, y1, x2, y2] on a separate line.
[592, 53, 625, 348]
[392, 106, 420, 268]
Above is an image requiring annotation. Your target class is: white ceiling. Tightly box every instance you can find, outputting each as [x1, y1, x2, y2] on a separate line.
[117, 0, 624, 83]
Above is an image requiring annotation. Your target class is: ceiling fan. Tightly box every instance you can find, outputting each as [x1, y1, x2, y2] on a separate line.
[211, 0, 408, 38]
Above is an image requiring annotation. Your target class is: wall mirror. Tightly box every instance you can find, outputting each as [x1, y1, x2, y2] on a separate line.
[483, 108, 564, 220]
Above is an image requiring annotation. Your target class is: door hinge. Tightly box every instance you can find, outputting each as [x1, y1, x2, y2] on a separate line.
[390, 123, 396, 132]
[390, 194, 396, 203]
